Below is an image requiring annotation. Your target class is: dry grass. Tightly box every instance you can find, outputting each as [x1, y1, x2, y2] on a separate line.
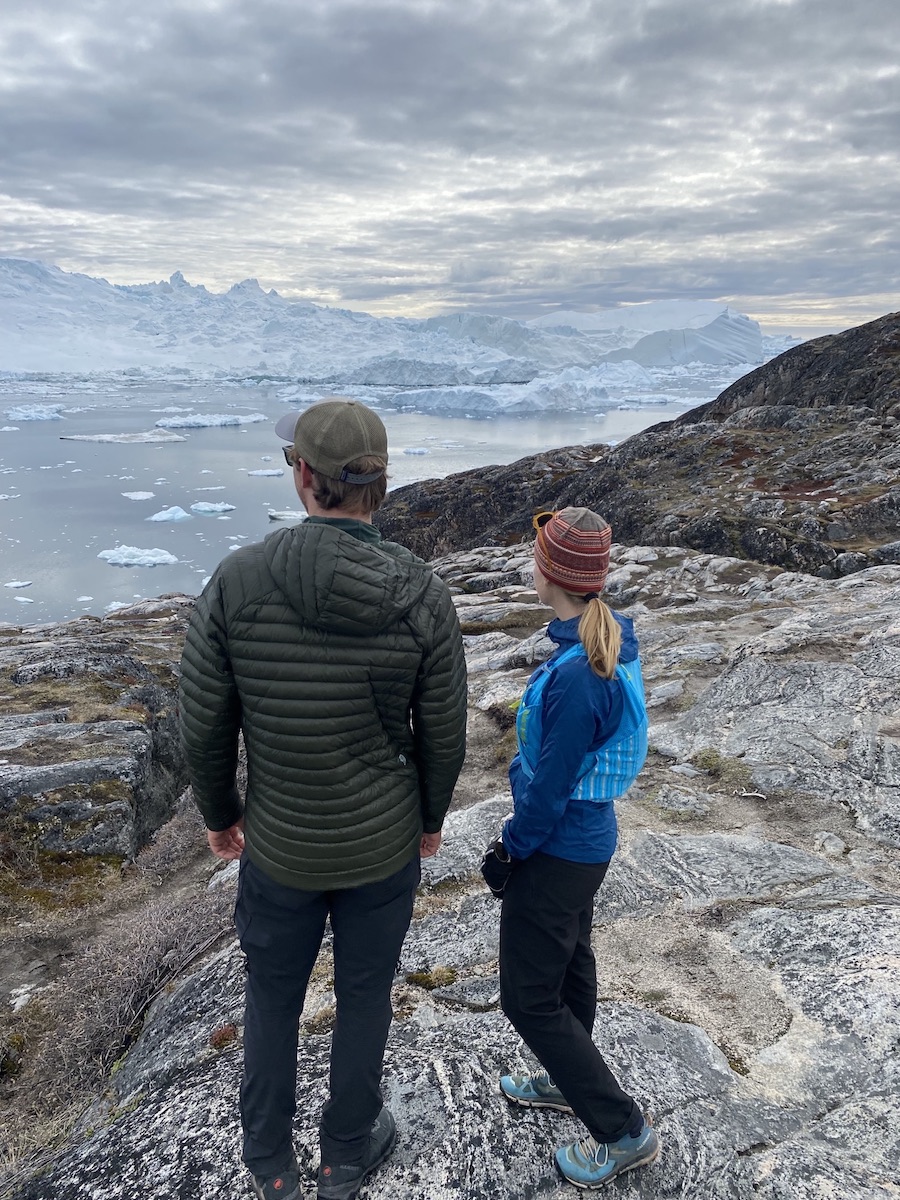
[0, 886, 234, 1188]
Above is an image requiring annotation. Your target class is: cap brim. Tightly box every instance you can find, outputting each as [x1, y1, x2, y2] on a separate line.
[274, 412, 300, 442]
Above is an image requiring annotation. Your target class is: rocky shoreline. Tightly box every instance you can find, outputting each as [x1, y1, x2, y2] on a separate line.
[1, 537, 898, 1199]
[377, 311, 900, 577]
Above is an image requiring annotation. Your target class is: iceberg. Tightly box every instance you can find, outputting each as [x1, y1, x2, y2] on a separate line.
[14, 596, 34, 603]
[403, 447, 430, 455]
[4, 404, 66, 421]
[122, 491, 155, 500]
[247, 469, 283, 477]
[146, 506, 192, 522]
[267, 510, 305, 521]
[97, 545, 179, 567]
[4, 580, 32, 588]
[190, 501, 236, 514]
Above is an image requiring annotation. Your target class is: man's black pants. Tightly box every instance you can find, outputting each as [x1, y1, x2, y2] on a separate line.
[499, 851, 639, 1142]
[235, 854, 420, 1177]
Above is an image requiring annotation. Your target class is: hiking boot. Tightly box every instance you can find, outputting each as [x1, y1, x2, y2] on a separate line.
[555, 1122, 659, 1189]
[500, 1071, 574, 1114]
[317, 1107, 396, 1200]
[251, 1157, 301, 1200]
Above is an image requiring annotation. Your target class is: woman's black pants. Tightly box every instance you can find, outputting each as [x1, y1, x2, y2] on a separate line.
[499, 851, 640, 1142]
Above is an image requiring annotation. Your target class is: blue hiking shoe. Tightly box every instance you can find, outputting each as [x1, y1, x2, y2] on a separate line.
[251, 1157, 300, 1200]
[317, 1107, 396, 1200]
[500, 1071, 574, 1114]
[555, 1122, 659, 1189]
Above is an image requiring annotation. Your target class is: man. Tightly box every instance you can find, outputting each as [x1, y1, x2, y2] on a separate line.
[179, 398, 467, 1200]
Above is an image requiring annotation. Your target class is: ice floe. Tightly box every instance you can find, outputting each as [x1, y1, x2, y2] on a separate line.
[4, 580, 32, 588]
[97, 545, 180, 567]
[267, 510, 305, 521]
[247, 469, 283, 477]
[190, 501, 236, 514]
[122, 491, 155, 500]
[146, 506, 192, 522]
[61, 430, 187, 443]
[154, 412, 266, 429]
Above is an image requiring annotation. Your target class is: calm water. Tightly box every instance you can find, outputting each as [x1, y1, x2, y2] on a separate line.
[0, 380, 706, 624]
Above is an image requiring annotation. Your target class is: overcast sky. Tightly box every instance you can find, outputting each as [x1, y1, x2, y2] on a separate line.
[1, 0, 898, 332]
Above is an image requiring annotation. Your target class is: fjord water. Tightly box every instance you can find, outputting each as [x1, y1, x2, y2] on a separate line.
[0, 380, 719, 625]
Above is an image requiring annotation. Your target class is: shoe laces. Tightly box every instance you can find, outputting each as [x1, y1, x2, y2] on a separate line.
[576, 1135, 610, 1167]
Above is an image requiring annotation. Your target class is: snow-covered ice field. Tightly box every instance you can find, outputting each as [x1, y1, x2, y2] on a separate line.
[0, 259, 795, 623]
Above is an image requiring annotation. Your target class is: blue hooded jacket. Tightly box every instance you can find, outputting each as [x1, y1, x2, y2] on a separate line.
[502, 611, 640, 864]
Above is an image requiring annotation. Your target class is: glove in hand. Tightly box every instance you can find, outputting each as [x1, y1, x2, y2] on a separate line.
[481, 837, 514, 898]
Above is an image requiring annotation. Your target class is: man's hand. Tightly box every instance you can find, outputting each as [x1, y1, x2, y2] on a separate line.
[420, 831, 442, 858]
[207, 819, 244, 861]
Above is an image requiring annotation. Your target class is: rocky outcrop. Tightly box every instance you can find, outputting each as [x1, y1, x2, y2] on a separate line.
[0, 597, 193, 868]
[5, 545, 898, 1200]
[377, 311, 900, 576]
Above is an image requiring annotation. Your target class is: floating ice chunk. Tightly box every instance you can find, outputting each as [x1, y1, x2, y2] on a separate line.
[154, 412, 266, 429]
[200, 469, 213, 474]
[1, 426, 19, 432]
[4, 580, 32, 588]
[105, 601, 130, 612]
[0, 494, 21, 501]
[201, 576, 211, 587]
[268, 510, 305, 521]
[61, 430, 187, 444]
[194, 486, 226, 492]
[4, 404, 66, 421]
[76, 595, 93, 602]
[97, 545, 180, 567]
[191, 501, 236, 514]
[147, 506, 192, 522]
[122, 491, 155, 500]
[403, 447, 430, 455]
[14, 596, 34, 603]
[261, 455, 273, 461]
[247, 469, 284, 477]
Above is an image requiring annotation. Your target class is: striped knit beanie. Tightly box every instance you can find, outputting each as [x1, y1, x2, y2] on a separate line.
[534, 507, 612, 594]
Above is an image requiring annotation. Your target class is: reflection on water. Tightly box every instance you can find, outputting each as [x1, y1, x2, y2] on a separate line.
[0, 382, 703, 624]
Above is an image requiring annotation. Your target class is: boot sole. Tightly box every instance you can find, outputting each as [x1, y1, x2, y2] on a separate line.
[500, 1084, 574, 1115]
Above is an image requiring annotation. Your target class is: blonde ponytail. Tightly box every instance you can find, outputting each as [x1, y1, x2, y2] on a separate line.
[578, 597, 622, 679]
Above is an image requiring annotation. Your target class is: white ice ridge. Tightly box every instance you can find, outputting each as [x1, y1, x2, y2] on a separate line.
[97, 545, 179, 567]
[190, 501, 236, 514]
[146, 506, 192, 522]
[0, 259, 767, 388]
[122, 491, 155, 500]
[154, 412, 267, 429]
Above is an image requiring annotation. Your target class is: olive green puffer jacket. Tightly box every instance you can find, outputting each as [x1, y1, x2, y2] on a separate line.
[178, 519, 467, 890]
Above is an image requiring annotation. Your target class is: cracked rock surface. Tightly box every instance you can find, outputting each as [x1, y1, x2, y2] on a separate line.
[4, 545, 900, 1199]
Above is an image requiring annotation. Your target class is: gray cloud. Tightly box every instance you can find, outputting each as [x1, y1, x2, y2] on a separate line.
[1, 0, 898, 328]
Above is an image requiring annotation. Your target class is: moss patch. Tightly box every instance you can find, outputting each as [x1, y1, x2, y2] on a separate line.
[689, 748, 755, 792]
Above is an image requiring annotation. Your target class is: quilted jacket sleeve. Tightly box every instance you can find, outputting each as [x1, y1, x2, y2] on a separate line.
[178, 573, 244, 831]
[410, 581, 468, 833]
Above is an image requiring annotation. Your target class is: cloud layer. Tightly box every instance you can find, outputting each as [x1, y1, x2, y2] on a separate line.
[1, 0, 898, 328]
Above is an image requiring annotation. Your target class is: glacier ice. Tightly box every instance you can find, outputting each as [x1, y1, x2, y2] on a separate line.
[122, 491, 156, 500]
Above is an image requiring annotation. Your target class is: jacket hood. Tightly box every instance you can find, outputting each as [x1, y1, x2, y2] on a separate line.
[547, 612, 639, 663]
[262, 522, 434, 636]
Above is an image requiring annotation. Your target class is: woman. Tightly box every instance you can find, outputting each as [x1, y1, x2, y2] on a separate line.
[481, 507, 659, 1190]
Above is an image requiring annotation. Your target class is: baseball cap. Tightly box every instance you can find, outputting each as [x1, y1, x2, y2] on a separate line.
[275, 398, 388, 484]
[533, 507, 613, 594]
